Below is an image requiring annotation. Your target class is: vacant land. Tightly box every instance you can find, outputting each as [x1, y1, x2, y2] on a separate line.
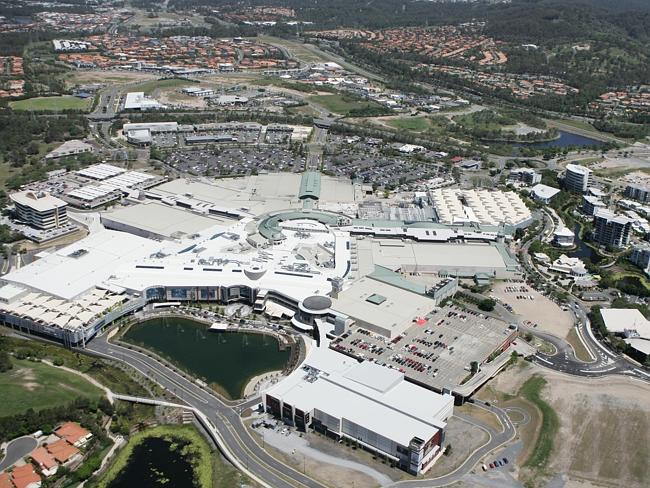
[479, 363, 650, 488]
[258, 36, 331, 64]
[0, 358, 103, 417]
[65, 70, 158, 87]
[387, 116, 431, 132]
[543, 370, 650, 488]
[133, 78, 193, 95]
[10, 96, 92, 112]
[519, 375, 559, 470]
[130, 10, 208, 30]
[308, 93, 382, 116]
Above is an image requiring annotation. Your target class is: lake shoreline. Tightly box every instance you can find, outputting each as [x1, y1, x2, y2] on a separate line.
[119, 316, 293, 400]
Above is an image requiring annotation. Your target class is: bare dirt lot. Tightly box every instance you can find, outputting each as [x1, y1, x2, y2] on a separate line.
[492, 282, 574, 338]
[156, 88, 206, 109]
[64, 70, 158, 87]
[480, 363, 650, 488]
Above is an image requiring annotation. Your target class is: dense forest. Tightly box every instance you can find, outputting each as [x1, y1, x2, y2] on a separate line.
[152, 0, 650, 34]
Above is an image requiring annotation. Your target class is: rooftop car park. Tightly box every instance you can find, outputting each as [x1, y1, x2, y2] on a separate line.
[331, 304, 517, 394]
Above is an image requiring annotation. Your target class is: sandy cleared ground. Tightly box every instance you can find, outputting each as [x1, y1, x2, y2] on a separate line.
[591, 157, 650, 171]
[481, 363, 650, 488]
[157, 88, 207, 109]
[543, 371, 650, 488]
[492, 282, 574, 338]
[65, 70, 158, 87]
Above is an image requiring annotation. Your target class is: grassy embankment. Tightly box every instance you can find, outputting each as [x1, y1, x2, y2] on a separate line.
[520, 375, 559, 470]
[0, 357, 102, 417]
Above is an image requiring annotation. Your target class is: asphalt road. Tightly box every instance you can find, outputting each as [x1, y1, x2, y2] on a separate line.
[389, 400, 515, 488]
[0, 436, 38, 471]
[517, 226, 650, 382]
[84, 335, 328, 488]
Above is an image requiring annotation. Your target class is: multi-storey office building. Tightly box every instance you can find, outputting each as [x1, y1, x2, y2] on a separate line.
[10, 191, 68, 230]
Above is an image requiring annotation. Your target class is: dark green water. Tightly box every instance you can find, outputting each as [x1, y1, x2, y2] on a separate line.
[123, 317, 290, 399]
[107, 437, 196, 488]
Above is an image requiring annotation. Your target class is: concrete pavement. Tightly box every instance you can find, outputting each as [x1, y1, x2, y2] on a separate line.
[0, 436, 38, 471]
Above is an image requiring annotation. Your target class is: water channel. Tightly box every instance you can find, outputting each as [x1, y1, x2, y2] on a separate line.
[513, 130, 606, 149]
[123, 317, 291, 399]
[568, 223, 603, 264]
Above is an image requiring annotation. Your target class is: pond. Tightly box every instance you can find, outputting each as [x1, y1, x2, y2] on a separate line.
[568, 223, 603, 264]
[107, 436, 196, 488]
[122, 317, 291, 399]
[513, 130, 605, 149]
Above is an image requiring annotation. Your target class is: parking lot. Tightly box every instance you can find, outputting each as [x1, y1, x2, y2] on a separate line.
[164, 147, 306, 176]
[492, 281, 574, 338]
[331, 304, 516, 392]
[323, 136, 444, 188]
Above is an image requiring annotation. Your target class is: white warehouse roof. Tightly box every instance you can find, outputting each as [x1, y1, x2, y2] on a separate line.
[600, 308, 650, 339]
[2, 230, 160, 300]
[266, 348, 454, 447]
[77, 163, 126, 180]
[430, 188, 531, 227]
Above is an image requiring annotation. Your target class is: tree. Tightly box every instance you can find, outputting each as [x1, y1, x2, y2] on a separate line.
[0, 350, 12, 372]
[478, 298, 496, 312]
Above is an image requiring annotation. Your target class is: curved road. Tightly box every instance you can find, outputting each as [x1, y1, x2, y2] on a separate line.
[84, 335, 328, 488]
[0, 436, 37, 471]
[389, 400, 515, 488]
[83, 331, 522, 488]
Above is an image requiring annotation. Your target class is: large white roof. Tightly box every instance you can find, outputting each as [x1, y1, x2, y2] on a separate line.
[330, 276, 437, 336]
[267, 348, 454, 446]
[430, 188, 531, 227]
[600, 308, 650, 339]
[101, 202, 228, 238]
[3, 230, 160, 300]
[77, 163, 126, 181]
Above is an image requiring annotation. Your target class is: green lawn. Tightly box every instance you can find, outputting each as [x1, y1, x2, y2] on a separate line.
[387, 116, 431, 132]
[10, 96, 92, 112]
[133, 78, 193, 94]
[520, 375, 559, 469]
[308, 93, 383, 115]
[0, 358, 103, 417]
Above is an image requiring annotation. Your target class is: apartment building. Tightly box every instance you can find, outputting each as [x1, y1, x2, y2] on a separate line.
[624, 184, 650, 204]
[593, 208, 632, 248]
[564, 164, 593, 193]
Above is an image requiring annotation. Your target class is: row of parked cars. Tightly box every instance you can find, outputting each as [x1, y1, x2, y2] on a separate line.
[482, 457, 509, 471]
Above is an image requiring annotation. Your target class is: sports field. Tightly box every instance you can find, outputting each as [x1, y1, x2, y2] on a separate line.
[0, 358, 103, 417]
[10, 96, 92, 112]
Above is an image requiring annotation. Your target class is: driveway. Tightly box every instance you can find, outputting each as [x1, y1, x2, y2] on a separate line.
[0, 436, 38, 471]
